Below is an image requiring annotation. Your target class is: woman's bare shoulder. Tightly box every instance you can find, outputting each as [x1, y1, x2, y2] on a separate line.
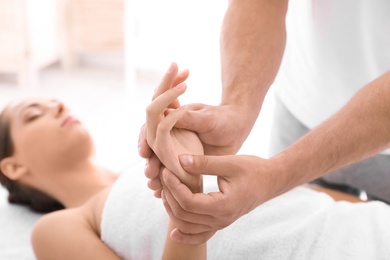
[31, 186, 118, 259]
[32, 186, 112, 235]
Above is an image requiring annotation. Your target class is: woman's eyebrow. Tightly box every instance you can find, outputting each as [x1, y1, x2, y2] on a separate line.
[18, 103, 40, 118]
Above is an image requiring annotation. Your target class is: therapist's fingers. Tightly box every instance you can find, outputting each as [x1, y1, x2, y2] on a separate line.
[179, 154, 239, 178]
[160, 171, 214, 229]
[162, 171, 224, 244]
[161, 171, 218, 244]
[161, 187, 212, 235]
[162, 169, 226, 218]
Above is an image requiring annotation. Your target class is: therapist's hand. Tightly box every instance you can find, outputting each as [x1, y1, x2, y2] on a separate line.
[140, 92, 254, 198]
[160, 154, 285, 245]
[141, 103, 251, 198]
[172, 103, 252, 156]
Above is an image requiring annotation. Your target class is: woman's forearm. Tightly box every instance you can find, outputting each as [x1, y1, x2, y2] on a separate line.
[162, 221, 206, 260]
[220, 0, 288, 127]
[272, 71, 390, 193]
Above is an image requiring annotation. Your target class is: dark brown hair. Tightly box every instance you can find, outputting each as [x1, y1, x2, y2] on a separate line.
[0, 106, 64, 213]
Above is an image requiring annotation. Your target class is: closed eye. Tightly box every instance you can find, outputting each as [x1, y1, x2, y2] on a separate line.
[25, 114, 40, 122]
[23, 107, 43, 123]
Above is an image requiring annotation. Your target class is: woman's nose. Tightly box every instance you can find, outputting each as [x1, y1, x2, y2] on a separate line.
[50, 100, 66, 117]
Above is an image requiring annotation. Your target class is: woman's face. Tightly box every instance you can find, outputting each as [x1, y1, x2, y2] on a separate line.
[5, 97, 94, 172]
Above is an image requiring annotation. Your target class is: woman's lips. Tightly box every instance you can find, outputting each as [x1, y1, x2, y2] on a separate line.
[61, 115, 80, 127]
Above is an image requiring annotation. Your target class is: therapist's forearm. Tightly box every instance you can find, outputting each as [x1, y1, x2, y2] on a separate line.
[272, 72, 390, 192]
[220, 0, 288, 127]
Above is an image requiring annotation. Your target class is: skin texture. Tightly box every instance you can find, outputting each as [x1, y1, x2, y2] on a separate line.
[138, 0, 390, 245]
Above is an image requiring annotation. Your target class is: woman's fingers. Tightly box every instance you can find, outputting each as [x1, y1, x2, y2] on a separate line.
[138, 124, 152, 158]
[169, 69, 189, 108]
[172, 69, 190, 89]
[153, 107, 187, 175]
[146, 83, 187, 148]
[155, 108, 185, 150]
[144, 153, 162, 179]
[152, 63, 178, 101]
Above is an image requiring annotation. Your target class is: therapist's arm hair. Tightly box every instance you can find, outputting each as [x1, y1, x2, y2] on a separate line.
[220, 0, 288, 140]
[272, 71, 390, 191]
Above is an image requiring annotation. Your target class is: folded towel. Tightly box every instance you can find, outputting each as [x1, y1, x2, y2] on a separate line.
[101, 162, 390, 259]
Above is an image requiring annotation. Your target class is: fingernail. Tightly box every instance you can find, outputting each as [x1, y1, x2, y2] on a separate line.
[173, 83, 186, 91]
[179, 155, 193, 167]
[170, 230, 181, 243]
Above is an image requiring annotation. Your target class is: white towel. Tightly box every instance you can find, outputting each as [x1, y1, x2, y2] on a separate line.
[101, 163, 390, 259]
[101, 161, 168, 259]
[0, 189, 42, 260]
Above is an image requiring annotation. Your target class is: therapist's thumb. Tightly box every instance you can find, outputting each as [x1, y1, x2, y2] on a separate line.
[179, 154, 229, 177]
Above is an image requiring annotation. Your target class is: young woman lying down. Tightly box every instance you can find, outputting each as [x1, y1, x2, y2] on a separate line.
[0, 64, 389, 260]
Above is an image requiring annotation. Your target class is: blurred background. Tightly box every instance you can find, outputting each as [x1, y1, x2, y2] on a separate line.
[0, 0, 274, 172]
[0, 2, 276, 256]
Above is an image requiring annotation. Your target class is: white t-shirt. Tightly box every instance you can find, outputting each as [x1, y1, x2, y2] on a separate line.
[274, 0, 390, 153]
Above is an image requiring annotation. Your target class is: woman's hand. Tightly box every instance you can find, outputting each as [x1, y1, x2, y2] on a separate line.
[139, 63, 189, 197]
[144, 63, 203, 193]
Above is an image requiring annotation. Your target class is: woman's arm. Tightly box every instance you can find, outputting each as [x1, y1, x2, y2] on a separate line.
[32, 188, 120, 259]
[32, 209, 120, 260]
